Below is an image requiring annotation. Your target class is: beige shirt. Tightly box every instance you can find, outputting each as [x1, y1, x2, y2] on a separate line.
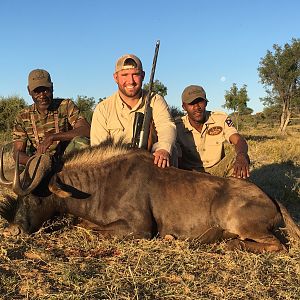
[91, 90, 176, 154]
[175, 111, 238, 170]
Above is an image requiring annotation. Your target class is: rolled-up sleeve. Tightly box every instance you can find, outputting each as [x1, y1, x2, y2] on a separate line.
[223, 115, 238, 142]
[151, 94, 176, 154]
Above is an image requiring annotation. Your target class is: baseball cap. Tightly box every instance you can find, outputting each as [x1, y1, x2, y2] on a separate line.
[182, 85, 208, 104]
[28, 69, 53, 92]
[115, 54, 143, 73]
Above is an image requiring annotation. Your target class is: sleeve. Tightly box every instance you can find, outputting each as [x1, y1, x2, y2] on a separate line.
[12, 113, 28, 143]
[90, 102, 110, 146]
[151, 94, 176, 154]
[223, 114, 238, 142]
[66, 99, 85, 127]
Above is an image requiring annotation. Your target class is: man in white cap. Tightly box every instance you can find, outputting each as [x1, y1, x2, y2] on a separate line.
[91, 54, 176, 168]
[175, 85, 250, 179]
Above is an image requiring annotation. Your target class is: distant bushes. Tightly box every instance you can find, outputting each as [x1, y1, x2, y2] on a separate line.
[0, 96, 27, 132]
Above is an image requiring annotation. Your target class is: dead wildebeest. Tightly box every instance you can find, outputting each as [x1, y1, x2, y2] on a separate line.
[0, 141, 300, 253]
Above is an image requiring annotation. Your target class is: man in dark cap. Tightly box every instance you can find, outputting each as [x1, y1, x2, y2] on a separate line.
[13, 69, 90, 165]
[175, 85, 250, 179]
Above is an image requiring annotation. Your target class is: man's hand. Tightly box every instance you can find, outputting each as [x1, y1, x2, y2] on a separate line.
[37, 133, 54, 154]
[232, 153, 250, 179]
[153, 149, 170, 168]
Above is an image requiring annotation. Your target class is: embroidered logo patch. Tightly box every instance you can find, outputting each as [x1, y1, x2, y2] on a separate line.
[225, 117, 234, 127]
[207, 126, 223, 135]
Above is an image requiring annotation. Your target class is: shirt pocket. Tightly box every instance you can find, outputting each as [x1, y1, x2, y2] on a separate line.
[107, 120, 125, 139]
[205, 135, 224, 147]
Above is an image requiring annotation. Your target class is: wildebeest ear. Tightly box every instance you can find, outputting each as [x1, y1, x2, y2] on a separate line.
[48, 174, 72, 198]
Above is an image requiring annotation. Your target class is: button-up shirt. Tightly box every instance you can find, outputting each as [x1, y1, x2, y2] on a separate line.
[91, 90, 176, 154]
[175, 111, 238, 170]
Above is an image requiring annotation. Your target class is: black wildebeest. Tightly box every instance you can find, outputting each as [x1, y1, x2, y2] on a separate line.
[0, 142, 300, 253]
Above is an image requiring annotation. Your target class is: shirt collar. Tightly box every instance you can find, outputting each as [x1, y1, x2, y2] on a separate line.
[116, 90, 144, 111]
[182, 111, 214, 132]
[30, 103, 52, 117]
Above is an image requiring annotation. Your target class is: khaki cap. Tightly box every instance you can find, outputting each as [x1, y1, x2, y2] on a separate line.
[28, 69, 53, 92]
[115, 54, 143, 73]
[182, 85, 208, 104]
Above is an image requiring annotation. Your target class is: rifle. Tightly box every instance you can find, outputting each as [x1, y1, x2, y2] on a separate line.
[131, 40, 160, 150]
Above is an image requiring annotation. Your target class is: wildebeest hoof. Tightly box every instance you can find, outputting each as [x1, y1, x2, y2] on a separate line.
[164, 234, 176, 241]
[3, 224, 22, 237]
[224, 239, 244, 251]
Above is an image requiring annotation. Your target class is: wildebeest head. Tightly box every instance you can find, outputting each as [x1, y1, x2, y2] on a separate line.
[0, 193, 58, 235]
[0, 146, 56, 235]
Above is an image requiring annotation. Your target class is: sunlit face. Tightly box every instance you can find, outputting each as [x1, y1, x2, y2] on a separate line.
[29, 86, 53, 112]
[182, 98, 207, 124]
[114, 68, 145, 99]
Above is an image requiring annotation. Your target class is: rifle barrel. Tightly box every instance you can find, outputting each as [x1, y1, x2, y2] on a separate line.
[146, 40, 160, 100]
[138, 40, 160, 149]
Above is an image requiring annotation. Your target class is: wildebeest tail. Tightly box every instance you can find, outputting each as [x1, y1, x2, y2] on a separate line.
[278, 202, 300, 242]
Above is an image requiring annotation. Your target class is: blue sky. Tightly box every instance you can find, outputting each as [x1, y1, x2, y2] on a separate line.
[1, 0, 299, 113]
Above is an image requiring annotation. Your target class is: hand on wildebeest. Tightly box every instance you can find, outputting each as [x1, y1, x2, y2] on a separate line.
[153, 149, 170, 168]
[233, 153, 250, 179]
[37, 133, 55, 154]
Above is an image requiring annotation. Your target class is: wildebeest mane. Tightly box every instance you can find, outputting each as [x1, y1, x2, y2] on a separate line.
[62, 137, 136, 169]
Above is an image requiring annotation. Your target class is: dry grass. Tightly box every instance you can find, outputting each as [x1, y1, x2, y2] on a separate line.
[0, 126, 300, 300]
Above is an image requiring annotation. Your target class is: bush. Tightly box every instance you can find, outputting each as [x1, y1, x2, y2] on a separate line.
[0, 96, 27, 131]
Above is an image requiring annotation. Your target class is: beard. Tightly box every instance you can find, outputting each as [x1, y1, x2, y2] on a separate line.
[117, 84, 141, 99]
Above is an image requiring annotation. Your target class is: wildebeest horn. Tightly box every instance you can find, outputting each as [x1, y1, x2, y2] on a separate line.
[0, 143, 13, 185]
[12, 152, 52, 196]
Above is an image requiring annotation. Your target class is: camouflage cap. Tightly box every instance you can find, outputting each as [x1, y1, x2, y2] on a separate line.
[28, 69, 53, 92]
[115, 54, 143, 73]
[182, 85, 208, 104]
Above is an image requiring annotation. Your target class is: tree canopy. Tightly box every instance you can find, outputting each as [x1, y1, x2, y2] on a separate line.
[143, 80, 167, 97]
[258, 38, 300, 133]
[223, 83, 250, 129]
[74, 95, 96, 124]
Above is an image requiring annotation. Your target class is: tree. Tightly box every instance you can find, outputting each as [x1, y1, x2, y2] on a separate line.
[169, 105, 185, 119]
[98, 97, 106, 103]
[258, 38, 300, 133]
[263, 104, 282, 121]
[143, 79, 167, 97]
[0, 96, 27, 131]
[74, 95, 96, 124]
[240, 107, 253, 115]
[223, 83, 250, 130]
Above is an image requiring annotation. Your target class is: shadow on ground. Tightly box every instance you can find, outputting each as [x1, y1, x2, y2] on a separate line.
[250, 160, 300, 221]
[243, 134, 276, 142]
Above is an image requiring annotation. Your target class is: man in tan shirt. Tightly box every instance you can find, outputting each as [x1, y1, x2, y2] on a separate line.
[91, 54, 176, 168]
[175, 85, 250, 179]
